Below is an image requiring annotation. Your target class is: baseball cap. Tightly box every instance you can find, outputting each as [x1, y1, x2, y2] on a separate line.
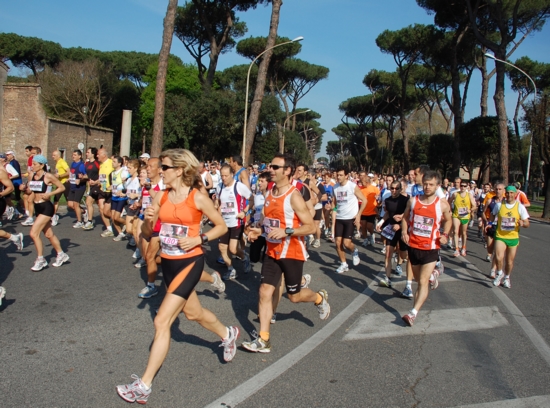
[33, 155, 48, 164]
[470, 180, 476, 184]
[140, 153, 151, 159]
[505, 185, 517, 193]
[6, 150, 14, 155]
[367, 173, 374, 177]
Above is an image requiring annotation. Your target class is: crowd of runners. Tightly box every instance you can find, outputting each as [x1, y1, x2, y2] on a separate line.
[0, 146, 531, 404]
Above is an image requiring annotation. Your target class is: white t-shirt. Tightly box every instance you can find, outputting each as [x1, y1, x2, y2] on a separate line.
[210, 171, 221, 194]
[492, 201, 529, 220]
[218, 180, 252, 228]
[379, 189, 392, 218]
[124, 176, 141, 204]
[4, 163, 19, 179]
[334, 181, 359, 220]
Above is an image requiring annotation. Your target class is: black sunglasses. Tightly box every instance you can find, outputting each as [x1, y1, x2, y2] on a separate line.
[161, 164, 177, 172]
[460, 184, 468, 187]
[268, 164, 286, 170]
[390, 187, 400, 191]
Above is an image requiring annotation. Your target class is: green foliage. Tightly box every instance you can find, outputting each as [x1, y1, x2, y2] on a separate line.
[427, 133, 455, 177]
[409, 134, 430, 169]
[0, 33, 63, 76]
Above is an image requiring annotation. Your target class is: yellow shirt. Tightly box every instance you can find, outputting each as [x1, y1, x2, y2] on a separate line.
[55, 159, 70, 184]
[496, 201, 521, 240]
[452, 191, 472, 220]
[99, 159, 114, 192]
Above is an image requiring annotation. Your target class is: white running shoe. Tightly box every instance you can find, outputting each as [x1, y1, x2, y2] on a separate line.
[211, 272, 225, 293]
[220, 326, 240, 362]
[132, 248, 141, 259]
[82, 209, 88, 223]
[316, 289, 330, 320]
[51, 214, 59, 226]
[116, 374, 151, 404]
[31, 258, 48, 272]
[12, 233, 24, 251]
[22, 217, 34, 226]
[301, 273, 312, 289]
[52, 252, 70, 267]
[352, 249, 360, 266]
[73, 221, 84, 229]
[113, 233, 126, 242]
[336, 262, 349, 274]
[0, 286, 5, 306]
[134, 258, 146, 268]
[493, 272, 504, 287]
[83, 221, 94, 230]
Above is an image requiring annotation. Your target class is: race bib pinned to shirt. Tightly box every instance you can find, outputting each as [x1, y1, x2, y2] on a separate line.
[381, 224, 396, 240]
[412, 215, 434, 238]
[159, 223, 189, 256]
[263, 217, 282, 244]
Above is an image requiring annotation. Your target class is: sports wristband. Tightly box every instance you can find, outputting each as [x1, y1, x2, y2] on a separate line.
[200, 233, 209, 244]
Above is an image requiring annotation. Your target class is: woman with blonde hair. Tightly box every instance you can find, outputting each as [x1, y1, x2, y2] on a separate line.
[116, 149, 239, 404]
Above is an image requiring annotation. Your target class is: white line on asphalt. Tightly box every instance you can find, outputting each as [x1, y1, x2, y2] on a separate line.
[519, 234, 531, 239]
[460, 260, 550, 367]
[452, 394, 550, 407]
[203, 269, 383, 408]
[343, 306, 509, 340]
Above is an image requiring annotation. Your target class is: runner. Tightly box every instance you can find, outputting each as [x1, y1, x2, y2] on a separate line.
[482, 183, 505, 275]
[21, 145, 35, 225]
[217, 164, 251, 280]
[97, 148, 114, 237]
[476, 183, 490, 238]
[490, 185, 530, 288]
[359, 171, 380, 247]
[0, 167, 24, 250]
[241, 153, 330, 353]
[332, 167, 367, 273]
[116, 148, 239, 404]
[376, 180, 409, 288]
[25, 155, 70, 271]
[67, 150, 88, 229]
[400, 170, 452, 326]
[123, 159, 142, 247]
[51, 150, 70, 226]
[109, 156, 129, 241]
[82, 148, 101, 230]
[450, 179, 476, 257]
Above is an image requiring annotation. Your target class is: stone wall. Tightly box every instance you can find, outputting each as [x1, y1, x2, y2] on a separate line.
[0, 61, 8, 140]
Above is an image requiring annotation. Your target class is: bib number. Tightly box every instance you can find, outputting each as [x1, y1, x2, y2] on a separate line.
[381, 224, 396, 240]
[412, 215, 434, 238]
[159, 223, 189, 256]
[263, 217, 282, 243]
[501, 217, 516, 231]
[458, 207, 469, 217]
[29, 181, 44, 192]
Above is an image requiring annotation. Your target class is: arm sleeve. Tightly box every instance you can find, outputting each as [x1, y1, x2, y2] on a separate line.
[518, 203, 530, 220]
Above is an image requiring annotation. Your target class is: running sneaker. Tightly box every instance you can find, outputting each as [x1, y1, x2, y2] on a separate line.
[352, 249, 360, 266]
[216, 256, 225, 265]
[502, 278, 511, 289]
[336, 262, 349, 274]
[0, 286, 5, 306]
[31, 257, 48, 272]
[223, 268, 237, 280]
[362, 238, 370, 247]
[311, 239, 321, 248]
[452, 250, 460, 257]
[242, 336, 271, 353]
[73, 221, 84, 229]
[243, 252, 251, 273]
[52, 252, 70, 267]
[21, 217, 34, 226]
[138, 285, 158, 299]
[354, 230, 361, 240]
[132, 248, 141, 259]
[211, 272, 225, 293]
[401, 287, 414, 299]
[83, 221, 94, 231]
[301, 273, 311, 289]
[379, 276, 392, 288]
[101, 229, 114, 237]
[395, 264, 403, 276]
[134, 258, 146, 268]
[460, 248, 467, 257]
[381, 247, 386, 255]
[12, 233, 24, 251]
[370, 235, 376, 246]
[113, 233, 126, 242]
[402, 312, 416, 327]
[5, 206, 14, 220]
[82, 209, 88, 223]
[51, 214, 59, 226]
[429, 270, 439, 290]
[486, 254, 491, 262]
[116, 374, 151, 404]
[493, 272, 504, 287]
[220, 326, 239, 362]
[128, 236, 136, 247]
[490, 269, 496, 279]
[316, 289, 330, 320]
[270, 314, 277, 324]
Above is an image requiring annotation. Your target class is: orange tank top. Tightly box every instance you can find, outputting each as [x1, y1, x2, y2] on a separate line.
[158, 189, 203, 259]
[408, 195, 442, 250]
[263, 185, 308, 261]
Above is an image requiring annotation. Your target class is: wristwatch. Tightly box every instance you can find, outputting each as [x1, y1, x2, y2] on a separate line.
[284, 227, 294, 236]
[200, 233, 209, 244]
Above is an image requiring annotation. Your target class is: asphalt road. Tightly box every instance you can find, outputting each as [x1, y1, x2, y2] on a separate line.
[1, 209, 549, 407]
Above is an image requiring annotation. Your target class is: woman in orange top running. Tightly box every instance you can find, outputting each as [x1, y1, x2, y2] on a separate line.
[116, 149, 239, 405]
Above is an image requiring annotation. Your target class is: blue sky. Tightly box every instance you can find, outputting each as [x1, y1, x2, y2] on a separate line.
[2, 0, 550, 157]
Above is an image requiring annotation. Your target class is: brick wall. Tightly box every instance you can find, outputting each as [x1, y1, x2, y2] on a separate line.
[0, 61, 8, 140]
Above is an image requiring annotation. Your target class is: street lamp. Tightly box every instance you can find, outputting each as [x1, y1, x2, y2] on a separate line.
[242, 36, 304, 161]
[485, 53, 537, 195]
[280, 109, 311, 153]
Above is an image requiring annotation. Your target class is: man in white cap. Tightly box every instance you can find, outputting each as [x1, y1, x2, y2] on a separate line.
[140, 153, 150, 164]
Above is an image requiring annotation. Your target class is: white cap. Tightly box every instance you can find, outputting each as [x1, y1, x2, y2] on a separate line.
[140, 153, 151, 159]
[367, 173, 374, 177]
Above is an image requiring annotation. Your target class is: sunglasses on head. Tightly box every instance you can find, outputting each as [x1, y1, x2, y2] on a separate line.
[161, 164, 176, 172]
[268, 164, 286, 170]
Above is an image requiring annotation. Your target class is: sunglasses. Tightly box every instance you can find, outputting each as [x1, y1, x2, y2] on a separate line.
[268, 164, 286, 170]
[460, 184, 468, 187]
[161, 164, 177, 172]
[390, 187, 400, 191]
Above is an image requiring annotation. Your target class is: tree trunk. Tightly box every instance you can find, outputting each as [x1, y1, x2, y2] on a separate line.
[480, 49, 489, 117]
[450, 39, 463, 178]
[494, 53, 509, 184]
[543, 164, 550, 218]
[243, 0, 282, 166]
[151, 0, 178, 157]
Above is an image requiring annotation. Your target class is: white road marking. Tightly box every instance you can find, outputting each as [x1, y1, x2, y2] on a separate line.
[519, 234, 531, 240]
[452, 395, 550, 407]
[204, 269, 383, 408]
[343, 306, 508, 340]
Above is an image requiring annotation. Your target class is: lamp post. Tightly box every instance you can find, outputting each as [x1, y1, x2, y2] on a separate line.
[242, 36, 304, 161]
[485, 53, 537, 195]
[280, 109, 311, 153]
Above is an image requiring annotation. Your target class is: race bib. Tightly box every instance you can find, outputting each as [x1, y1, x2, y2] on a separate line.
[29, 181, 44, 192]
[336, 191, 348, 204]
[263, 217, 282, 244]
[159, 223, 189, 256]
[221, 201, 236, 218]
[381, 224, 396, 240]
[141, 195, 152, 209]
[458, 207, 469, 217]
[412, 214, 434, 238]
[501, 217, 516, 231]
